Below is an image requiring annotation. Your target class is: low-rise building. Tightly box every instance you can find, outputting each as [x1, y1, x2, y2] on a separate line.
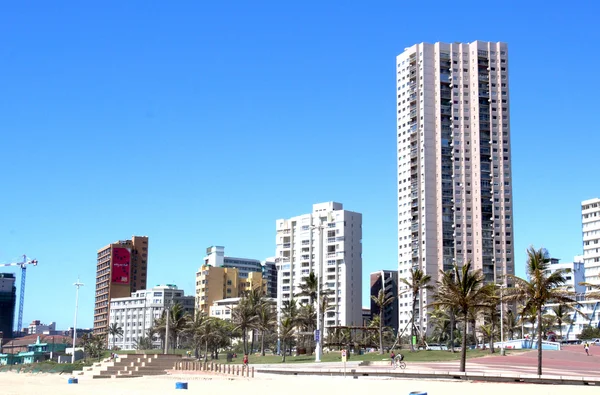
[27, 320, 57, 335]
[209, 297, 276, 321]
[108, 284, 194, 350]
[545, 257, 586, 294]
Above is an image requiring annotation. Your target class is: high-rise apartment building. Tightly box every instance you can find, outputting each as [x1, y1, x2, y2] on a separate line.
[275, 202, 363, 329]
[370, 270, 399, 334]
[94, 236, 149, 336]
[396, 41, 514, 335]
[108, 284, 194, 350]
[582, 198, 600, 287]
[0, 273, 16, 339]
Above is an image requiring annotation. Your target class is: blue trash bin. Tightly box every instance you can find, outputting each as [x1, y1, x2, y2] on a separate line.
[175, 382, 188, 390]
[68, 378, 78, 384]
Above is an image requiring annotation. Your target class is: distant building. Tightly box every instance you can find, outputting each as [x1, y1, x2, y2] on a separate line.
[545, 257, 586, 294]
[261, 258, 278, 298]
[362, 308, 371, 327]
[370, 270, 399, 334]
[582, 198, 600, 288]
[26, 320, 57, 335]
[203, 246, 263, 278]
[0, 273, 16, 339]
[108, 284, 194, 350]
[195, 265, 265, 314]
[209, 297, 276, 321]
[94, 236, 149, 337]
[275, 202, 363, 330]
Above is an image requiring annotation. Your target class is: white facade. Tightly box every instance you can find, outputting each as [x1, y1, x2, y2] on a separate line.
[108, 285, 194, 350]
[582, 198, 600, 287]
[209, 297, 276, 320]
[396, 42, 514, 335]
[27, 321, 56, 335]
[275, 202, 363, 330]
[546, 257, 586, 294]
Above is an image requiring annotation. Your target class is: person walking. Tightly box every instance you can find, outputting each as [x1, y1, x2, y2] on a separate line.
[584, 342, 590, 356]
[243, 354, 249, 366]
[390, 351, 395, 366]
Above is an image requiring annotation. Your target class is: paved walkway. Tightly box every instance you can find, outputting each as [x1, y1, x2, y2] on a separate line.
[365, 345, 600, 377]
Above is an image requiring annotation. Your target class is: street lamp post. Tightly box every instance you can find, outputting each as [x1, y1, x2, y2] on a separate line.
[72, 279, 84, 364]
[311, 220, 326, 363]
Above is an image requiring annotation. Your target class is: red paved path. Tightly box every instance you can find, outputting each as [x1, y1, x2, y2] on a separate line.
[384, 345, 600, 376]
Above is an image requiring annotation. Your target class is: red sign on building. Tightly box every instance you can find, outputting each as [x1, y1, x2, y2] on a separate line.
[111, 247, 131, 284]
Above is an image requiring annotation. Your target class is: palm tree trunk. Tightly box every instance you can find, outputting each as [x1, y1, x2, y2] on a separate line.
[243, 329, 248, 355]
[379, 312, 384, 354]
[490, 321, 495, 354]
[410, 294, 417, 352]
[204, 341, 209, 363]
[460, 314, 468, 372]
[559, 319, 563, 341]
[450, 311, 455, 353]
[282, 341, 286, 362]
[250, 329, 255, 355]
[261, 331, 266, 356]
[537, 308, 543, 376]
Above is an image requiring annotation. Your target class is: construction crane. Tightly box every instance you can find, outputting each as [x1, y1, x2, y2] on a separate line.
[0, 255, 38, 335]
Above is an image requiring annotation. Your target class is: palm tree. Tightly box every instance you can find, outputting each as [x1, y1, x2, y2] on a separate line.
[256, 304, 276, 356]
[371, 289, 396, 354]
[429, 307, 451, 345]
[297, 303, 317, 352]
[279, 317, 295, 362]
[480, 287, 500, 353]
[296, 272, 319, 305]
[430, 262, 490, 372]
[184, 312, 208, 359]
[108, 323, 123, 350]
[133, 336, 153, 351]
[551, 304, 575, 341]
[503, 309, 520, 340]
[400, 268, 433, 351]
[168, 303, 190, 350]
[505, 246, 575, 376]
[232, 296, 258, 355]
[246, 287, 267, 354]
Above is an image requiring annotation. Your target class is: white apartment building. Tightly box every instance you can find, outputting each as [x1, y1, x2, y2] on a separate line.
[108, 285, 194, 350]
[582, 198, 600, 287]
[275, 202, 362, 330]
[396, 41, 514, 335]
[545, 257, 586, 294]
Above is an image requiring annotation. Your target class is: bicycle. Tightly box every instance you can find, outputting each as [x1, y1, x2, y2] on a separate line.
[392, 355, 406, 369]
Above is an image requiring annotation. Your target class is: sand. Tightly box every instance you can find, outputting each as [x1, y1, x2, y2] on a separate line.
[0, 371, 599, 395]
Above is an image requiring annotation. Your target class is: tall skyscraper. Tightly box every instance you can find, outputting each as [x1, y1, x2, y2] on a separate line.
[396, 41, 514, 335]
[370, 270, 399, 334]
[94, 236, 149, 336]
[275, 202, 363, 329]
[0, 273, 16, 339]
[582, 198, 600, 287]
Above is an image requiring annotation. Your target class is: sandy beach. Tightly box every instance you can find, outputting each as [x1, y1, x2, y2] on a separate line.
[0, 372, 598, 395]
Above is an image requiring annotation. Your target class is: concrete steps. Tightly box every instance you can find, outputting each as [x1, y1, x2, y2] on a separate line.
[92, 353, 182, 379]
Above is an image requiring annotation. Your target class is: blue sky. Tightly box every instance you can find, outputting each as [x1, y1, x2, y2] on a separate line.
[1, 1, 599, 330]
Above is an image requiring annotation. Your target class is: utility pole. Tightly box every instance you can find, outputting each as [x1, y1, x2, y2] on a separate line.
[72, 279, 84, 363]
